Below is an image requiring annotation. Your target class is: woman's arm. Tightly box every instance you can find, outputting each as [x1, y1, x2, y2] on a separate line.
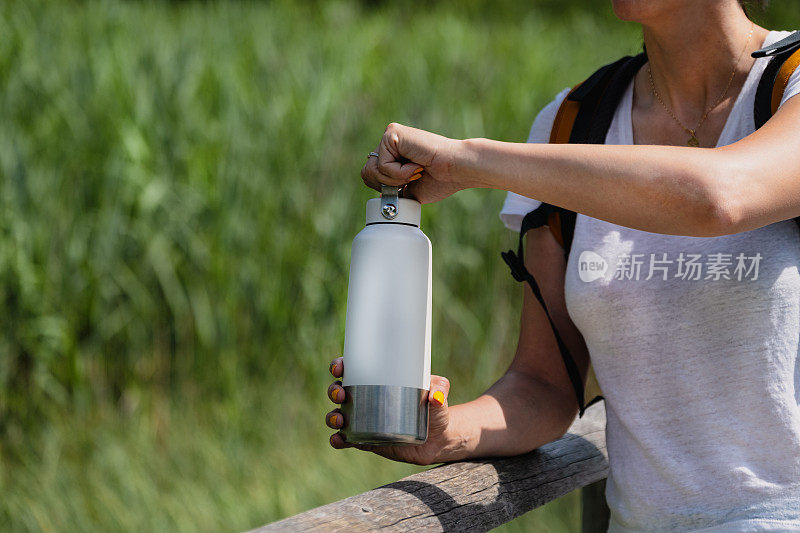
[442, 227, 590, 459]
[362, 96, 800, 237]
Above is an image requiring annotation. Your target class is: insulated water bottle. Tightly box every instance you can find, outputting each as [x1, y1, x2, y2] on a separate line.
[340, 186, 432, 445]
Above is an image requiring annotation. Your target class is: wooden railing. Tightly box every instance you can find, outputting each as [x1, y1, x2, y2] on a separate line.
[254, 402, 609, 532]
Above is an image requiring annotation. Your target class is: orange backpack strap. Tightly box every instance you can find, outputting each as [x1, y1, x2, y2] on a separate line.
[771, 47, 800, 115]
[545, 84, 581, 248]
[549, 84, 582, 145]
[546, 210, 565, 248]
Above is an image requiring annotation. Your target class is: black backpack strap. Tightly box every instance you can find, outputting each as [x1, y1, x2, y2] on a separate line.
[584, 54, 648, 144]
[501, 205, 587, 414]
[753, 32, 800, 232]
[502, 54, 644, 416]
[558, 209, 578, 255]
[754, 34, 800, 129]
[570, 54, 647, 144]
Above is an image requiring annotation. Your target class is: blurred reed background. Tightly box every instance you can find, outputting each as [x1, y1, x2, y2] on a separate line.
[0, 0, 797, 530]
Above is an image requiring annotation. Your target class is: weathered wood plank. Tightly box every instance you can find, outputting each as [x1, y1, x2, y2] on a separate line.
[254, 402, 608, 532]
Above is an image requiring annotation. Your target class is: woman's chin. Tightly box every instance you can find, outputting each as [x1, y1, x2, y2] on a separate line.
[611, 0, 672, 23]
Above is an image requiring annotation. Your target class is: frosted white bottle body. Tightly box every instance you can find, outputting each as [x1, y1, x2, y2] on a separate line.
[341, 198, 431, 445]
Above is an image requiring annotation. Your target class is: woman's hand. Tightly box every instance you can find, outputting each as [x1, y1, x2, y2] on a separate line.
[360, 123, 467, 204]
[325, 356, 453, 466]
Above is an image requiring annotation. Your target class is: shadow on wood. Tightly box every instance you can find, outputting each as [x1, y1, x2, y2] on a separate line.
[255, 402, 608, 532]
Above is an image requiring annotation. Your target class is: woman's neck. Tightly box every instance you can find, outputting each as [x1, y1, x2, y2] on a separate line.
[641, 3, 767, 119]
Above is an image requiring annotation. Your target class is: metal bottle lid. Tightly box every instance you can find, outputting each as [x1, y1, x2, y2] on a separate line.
[365, 186, 421, 226]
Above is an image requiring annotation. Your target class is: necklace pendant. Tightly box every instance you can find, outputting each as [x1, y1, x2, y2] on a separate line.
[687, 135, 700, 147]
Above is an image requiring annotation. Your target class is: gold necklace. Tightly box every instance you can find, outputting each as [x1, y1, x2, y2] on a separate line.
[647, 23, 754, 147]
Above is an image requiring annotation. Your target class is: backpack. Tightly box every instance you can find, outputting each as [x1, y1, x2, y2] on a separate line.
[502, 31, 800, 417]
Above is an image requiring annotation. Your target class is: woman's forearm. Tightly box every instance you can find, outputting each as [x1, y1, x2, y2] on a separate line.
[434, 370, 577, 463]
[456, 138, 737, 237]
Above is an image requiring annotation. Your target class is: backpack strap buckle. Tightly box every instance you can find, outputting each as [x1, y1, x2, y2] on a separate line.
[752, 30, 800, 58]
[501, 249, 527, 283]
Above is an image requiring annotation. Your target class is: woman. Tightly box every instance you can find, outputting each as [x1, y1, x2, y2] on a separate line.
[326, 1, 800, 530]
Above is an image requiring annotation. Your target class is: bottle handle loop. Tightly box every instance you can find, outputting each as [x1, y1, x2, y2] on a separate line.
[380, 185, 399, 220]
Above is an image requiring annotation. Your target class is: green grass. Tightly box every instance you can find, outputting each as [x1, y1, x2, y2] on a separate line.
[1, 0, 797, 531]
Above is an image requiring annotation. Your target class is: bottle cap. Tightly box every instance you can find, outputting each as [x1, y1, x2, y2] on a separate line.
[365, 197, 421, 226]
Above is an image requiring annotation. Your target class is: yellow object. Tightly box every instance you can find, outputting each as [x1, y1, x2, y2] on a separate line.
[330, 388, 339, 402]
[328, 414, 338, 426]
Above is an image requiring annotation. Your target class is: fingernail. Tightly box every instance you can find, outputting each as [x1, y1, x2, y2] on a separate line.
[328, 414, 339, 427]
[433, 390, 445, 405]
[329, 361, 336, 375]
[330, 388, 339, 402]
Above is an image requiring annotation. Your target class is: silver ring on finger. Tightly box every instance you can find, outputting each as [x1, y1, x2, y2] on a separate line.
[367, 151, 379, 159]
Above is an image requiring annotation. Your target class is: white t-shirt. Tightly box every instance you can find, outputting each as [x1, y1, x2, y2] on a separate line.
[500, 31, 800, 532]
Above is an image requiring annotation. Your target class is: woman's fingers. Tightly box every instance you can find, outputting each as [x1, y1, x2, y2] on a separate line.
[325, 408, 344, 429]
[328, 380, 345, 404]
[361, 153, 419, 191]
[329, 357, 343, 378]
[427, 375, 452, 437]
[360, 155, 381, 191]
[329, 432, 381, 454]
[330, 432, 353, 449]
[381, 123, 438, 167]
[428, 375, 451, 407]
[377, 133, 425, 182]
[361, 127, 427, 191]
[360, 122, 463, 202]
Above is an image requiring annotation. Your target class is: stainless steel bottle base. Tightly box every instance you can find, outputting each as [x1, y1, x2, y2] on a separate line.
[340, 385, 429, 445]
